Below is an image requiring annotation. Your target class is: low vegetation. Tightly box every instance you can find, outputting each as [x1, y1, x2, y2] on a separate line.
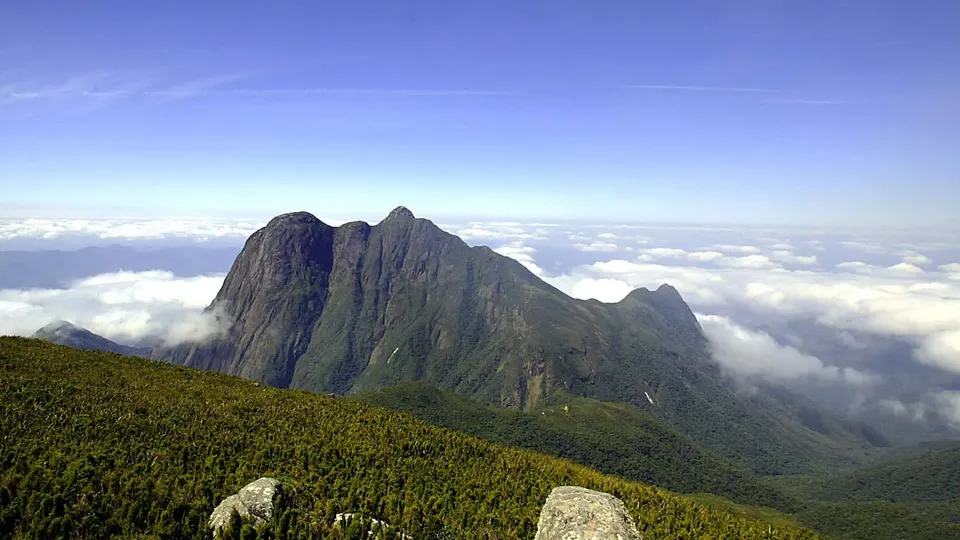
[0, 337, 819, 539]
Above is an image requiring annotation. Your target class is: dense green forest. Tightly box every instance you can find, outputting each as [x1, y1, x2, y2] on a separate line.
[0, 337, 819, 539]
[795, 500, 960, 540]
[773, 442, 960, 503]
[355, 382, 797, 512]
[358, 383, 960, 540]
[769, 443, 960, 539]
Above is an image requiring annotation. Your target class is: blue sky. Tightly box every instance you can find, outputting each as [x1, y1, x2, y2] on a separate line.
[1, 0, 958, 226]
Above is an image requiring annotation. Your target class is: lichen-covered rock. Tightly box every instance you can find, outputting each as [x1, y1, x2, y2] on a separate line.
[209, 494, 250, 535]
[238, 477, 282, 522]
[534, 486, 642, 540]
[209, 477, 282, 536]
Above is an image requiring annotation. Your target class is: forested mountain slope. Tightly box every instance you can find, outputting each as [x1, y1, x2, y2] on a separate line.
[778, 441, 960, 504]
[0, 337, 820, 539]
[356, 382, 798, 511]
[769, 442, 960, 539]
[154, 207, 882, 475]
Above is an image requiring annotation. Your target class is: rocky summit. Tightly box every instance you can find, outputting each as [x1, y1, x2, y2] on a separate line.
[156, 206, 709, 412]
[153, 207, 886, 475]
[209, 477, 283, 536]
[534, 486, 642, 540]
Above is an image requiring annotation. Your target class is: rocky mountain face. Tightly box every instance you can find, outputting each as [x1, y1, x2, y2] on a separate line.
[157, 207, 708, 410]
[153, 207, 880, 473]
[33, 321, 149, 358]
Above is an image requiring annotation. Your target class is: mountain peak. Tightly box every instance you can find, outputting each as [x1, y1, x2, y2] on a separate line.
[264, 211, 324, 229]
[35, 320, 82, 336]
[624, 284, 683, 302]
[383, 206, 415, 221]
[655, 283, 682, 298]
[41, 319, 78, 330]
[32, 321, 149, 357]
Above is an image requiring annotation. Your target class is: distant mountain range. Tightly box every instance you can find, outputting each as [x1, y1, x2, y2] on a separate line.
[32, 320, 150, 357]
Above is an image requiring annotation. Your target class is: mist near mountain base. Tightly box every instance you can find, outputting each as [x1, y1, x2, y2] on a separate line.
[0, 270, 229, 346]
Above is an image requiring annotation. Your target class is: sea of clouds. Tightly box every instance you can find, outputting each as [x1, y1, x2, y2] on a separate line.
[1, 215, 958, 426]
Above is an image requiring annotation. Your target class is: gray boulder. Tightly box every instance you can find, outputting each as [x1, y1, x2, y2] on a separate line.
[534, 486, 642, 540]
[209, 477, 282, 536]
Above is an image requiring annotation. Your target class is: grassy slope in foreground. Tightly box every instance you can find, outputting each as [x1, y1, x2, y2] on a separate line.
[354, 382, 798, 512]
[0, 338, 820, 539]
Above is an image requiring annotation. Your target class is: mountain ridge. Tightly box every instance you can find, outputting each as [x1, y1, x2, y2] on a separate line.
[156, 207, 704, 408]
[32, 320, 149, 358]
[149, 207, 882, 475]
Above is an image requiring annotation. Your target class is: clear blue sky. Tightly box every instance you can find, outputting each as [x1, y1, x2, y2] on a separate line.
[1, 0, 958, 226]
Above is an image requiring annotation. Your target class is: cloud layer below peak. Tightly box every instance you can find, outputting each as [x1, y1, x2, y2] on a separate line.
[0, 270, 228, 346]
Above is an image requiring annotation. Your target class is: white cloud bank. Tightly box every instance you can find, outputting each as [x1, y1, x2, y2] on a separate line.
[698, 314, 874, 385]
[0, 218, 267, 242]
[573, 241, 621, 253]
[493, 242, 546, 276]
[546, 258, 960, 374]
[633, 247, 815, 269]
[902, 254, 932, 265]
[0, 271, 227, 345]
[453, 222, 547, 241]
[934, 391, 960, 425]
[881, 391, 960, 427]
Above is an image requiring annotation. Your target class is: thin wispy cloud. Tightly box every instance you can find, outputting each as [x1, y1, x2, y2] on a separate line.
[763, 98, 847, 106]
[142, 73, 251, 100]
[0, 71, 510, 111]
[0, 70, 160, 105]
[628, 84, 847, 105]
[222, 88, 509, 97]
[629, 84, 780, 93]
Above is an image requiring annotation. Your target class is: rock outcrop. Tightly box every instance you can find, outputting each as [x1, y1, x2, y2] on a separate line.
[209, 477, 282, 536]
[334, 513, 412, 539]
[534, 486, 641, 540]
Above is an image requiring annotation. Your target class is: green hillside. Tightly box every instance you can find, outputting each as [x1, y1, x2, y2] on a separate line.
[777, 442, 960, 503]
[769, 443, 960, 539]
[0, 337, 819, 539]
[355, 382, 797, 512]
[796, 500, 960, 540]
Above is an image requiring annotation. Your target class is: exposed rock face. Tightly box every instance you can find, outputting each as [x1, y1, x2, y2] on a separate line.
[155, 207, 707, 412]
[534, 486, 641, 540]
[209, 477, 282, 535]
